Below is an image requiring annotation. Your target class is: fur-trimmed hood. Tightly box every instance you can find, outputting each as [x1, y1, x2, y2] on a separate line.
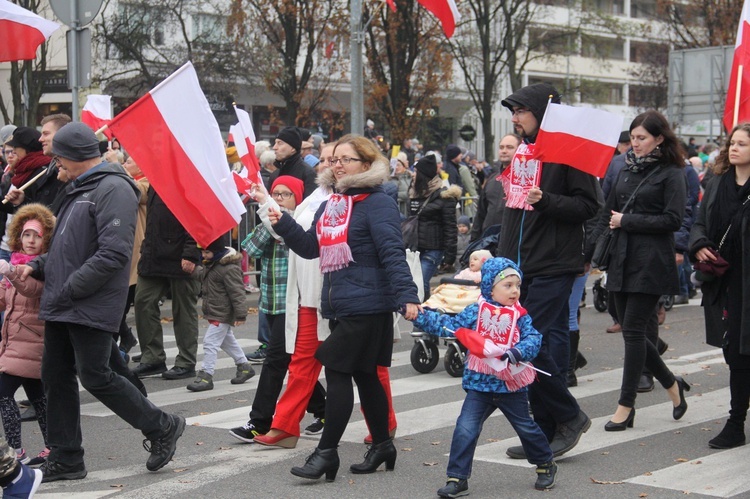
[440, 184, 463, 200]
[217, 246, 242, 264]
[317, 158, 390, 193]
[7, 203, 55, 253]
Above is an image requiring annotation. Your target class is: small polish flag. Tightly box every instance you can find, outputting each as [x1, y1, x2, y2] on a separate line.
[533, 103, 624, 178]
[417, 0, 460, 38]
[232, 106, 262, 184]
[81, 95, 113, 139]
[0, 0, 59, 62]
[107, 62, 246, 248]
[724, 0, 750, 130]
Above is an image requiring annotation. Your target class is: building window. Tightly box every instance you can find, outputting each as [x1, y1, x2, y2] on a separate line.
[579, 79, 623, 105]
[584, 0, 625, 15]
[631, 0, 657, 19]
[629, 84, 667, 109]
[528, 28, 577, 56]
[629, 41, 669, 63]
[581, 35, 625, 60]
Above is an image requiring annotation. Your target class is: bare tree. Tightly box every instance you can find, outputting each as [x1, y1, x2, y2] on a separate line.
[362, 0, 453, 146]
[657, 0, 743, 48]
[227, 0, 346, 126]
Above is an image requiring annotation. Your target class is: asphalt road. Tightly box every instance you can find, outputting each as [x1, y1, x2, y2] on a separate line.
[24, 278, 745, 499]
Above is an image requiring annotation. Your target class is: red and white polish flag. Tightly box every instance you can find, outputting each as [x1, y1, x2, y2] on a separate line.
[107, 62, 246, 248]
[724, 0, 750, 131]
[232, 106, 263, 184]
[533, 103, 623, 178]
[81, 95, 113, 139]
[0, 0, 60, 62]
[417, 0, 460, 38]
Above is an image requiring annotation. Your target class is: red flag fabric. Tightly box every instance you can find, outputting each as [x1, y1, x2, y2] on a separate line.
[81, 95, 114, 140]
[0, 0, 59, 62]
[107, 62, 246, 248]
[532, 103, 624, 178]
[724, 0, 750, 131]
[385, 0, 397, 12]
[232, 106, 261, 181]
[416, 0, 460, 38]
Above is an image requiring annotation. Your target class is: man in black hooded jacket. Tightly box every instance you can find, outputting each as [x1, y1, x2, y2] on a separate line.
[498, 83, 602, 460]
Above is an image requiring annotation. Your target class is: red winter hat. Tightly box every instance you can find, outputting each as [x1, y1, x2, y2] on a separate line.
[271, 175, 304, 204]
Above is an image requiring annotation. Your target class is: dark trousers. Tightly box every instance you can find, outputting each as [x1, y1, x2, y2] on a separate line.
[248, 313, 326, 431]
[42, 321, 169, 465]
[521, 273, 580, 439]
[612, 292, 676, 408]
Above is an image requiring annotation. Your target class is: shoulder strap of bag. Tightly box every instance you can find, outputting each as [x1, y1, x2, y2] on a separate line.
[416, 189, 439, 216]
[620, 166, 662, 213]
[718, 193, 750, 249]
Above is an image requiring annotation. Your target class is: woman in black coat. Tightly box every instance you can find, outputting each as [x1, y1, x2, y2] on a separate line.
[689, 122, 750, 449]
[408, 154, 460, 300]
[598, 110, 689, 431]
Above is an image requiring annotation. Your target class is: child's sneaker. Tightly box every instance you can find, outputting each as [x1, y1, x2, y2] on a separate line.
[304, 417, 325, 435]
[186, 371, 213, 392]
[3, 462, 42, 498]
[535, 461, 557, 490]
[27, 448, 50, 467]
[15, 449, 30, 464]
[230, 363, 255, 384]
[246, 344, 268, 364]
[437, 478, 469, 498]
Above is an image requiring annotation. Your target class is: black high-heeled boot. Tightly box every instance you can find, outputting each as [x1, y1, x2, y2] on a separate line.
[291, 447, 339, 482]
[350, 439, 397, 474]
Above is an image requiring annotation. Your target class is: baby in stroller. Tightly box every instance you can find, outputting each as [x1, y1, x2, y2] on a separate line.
[423, 250, 492, 313]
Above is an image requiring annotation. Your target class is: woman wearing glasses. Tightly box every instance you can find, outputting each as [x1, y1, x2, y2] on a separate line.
[269, 134, 420, 483]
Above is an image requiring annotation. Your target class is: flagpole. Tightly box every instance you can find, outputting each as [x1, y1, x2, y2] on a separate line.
[1, 168, 47, 205]
[734, 65, 743, 128]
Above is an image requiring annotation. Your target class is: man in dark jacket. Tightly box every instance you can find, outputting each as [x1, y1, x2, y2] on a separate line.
[133, 188, 202, 380]
[18, 123, 185, 482]
[499, 83, 600, 460]
[269, 126, 317, 199]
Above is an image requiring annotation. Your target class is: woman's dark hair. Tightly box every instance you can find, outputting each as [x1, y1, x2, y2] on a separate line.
[629, 110, 685, 168]
[714, 122, 750, 175]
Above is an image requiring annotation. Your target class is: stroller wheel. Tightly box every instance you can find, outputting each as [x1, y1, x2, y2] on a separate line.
[444, 344, 465, 378]
[411, 341, 439, 374]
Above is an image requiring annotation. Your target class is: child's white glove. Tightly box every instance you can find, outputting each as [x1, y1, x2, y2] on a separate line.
[0, 260, 10, 275]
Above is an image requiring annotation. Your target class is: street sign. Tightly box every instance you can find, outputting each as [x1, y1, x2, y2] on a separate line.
[67, 28, 91, 89]
[50, 0, 104, 28]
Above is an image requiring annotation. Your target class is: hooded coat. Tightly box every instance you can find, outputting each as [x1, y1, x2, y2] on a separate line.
[498, 83, 602, 278]
[273, 157, 420, 319]
[197, 247, 247, 324]
[412, 257, 542, 393]
[408, 179, 461, 266]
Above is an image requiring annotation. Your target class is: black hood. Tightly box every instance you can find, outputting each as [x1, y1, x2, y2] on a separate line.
[501, 83, 562, 137]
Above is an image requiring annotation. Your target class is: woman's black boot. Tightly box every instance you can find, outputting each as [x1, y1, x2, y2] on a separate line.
[350, 439, 397, 474]
[709, 420, 746, 449]
[291, 447, 339, 482]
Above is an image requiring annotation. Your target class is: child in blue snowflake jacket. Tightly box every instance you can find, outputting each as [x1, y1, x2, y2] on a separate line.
[411, 257, 557, 496]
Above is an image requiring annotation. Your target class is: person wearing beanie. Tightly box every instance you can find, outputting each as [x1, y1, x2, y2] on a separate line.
[442, 144, 463, 188]
[498, 82, 600, 460]
[270, 126, 317, 200]
[408, 152, 461, 300]
[456, 215, 472, 263]
[2, 128, 50, 212]
[411, 257, 557, 495]
[187, 233, 254, 393]
[16, 121, 187, 481]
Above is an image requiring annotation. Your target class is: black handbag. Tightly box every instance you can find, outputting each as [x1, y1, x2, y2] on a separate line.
[592, 166, 661, 271]
[401, 194, 433, 251]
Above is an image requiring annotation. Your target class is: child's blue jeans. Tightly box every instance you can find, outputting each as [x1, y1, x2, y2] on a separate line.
[447, 389, 553, 480]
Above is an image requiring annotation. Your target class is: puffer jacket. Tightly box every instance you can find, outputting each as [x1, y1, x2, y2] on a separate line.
[137, 187, 201, 279]
[0, 269, 44, 379]
[198, 247, 247, 324]
[409, 182, 461, 265]
[274, 159, 420, 319]
[32, 162, 139, 333]
[413, 257, 542, 393]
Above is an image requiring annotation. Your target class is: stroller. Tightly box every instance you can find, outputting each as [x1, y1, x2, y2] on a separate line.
[410, 277, 480, 378]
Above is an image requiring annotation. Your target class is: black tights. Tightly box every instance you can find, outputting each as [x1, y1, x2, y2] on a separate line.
[319, 367, 389, 450]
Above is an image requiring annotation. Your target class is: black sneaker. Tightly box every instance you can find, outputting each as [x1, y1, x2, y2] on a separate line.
[246, 345, 268, 364]
[304, 417, 325, 435]
[133, 362, 167, 378]
[144, 414, 186, 471]
[162, 366, 196, 380]
[229, 422, 263, 443]
[535, 461, 557, 490]
[437, 478, 469, 498]
[40, 460, 87, 483]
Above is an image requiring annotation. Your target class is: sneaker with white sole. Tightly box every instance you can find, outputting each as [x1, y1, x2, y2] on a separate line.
[229, 421, 263, 443]
[15, 448, 30, 464]
[246, 345, 267, 364]
[4, 462, 42, 498]
[304, 417, 325, 435]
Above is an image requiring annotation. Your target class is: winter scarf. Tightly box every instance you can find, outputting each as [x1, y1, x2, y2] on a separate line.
[316, 192, 370, 273]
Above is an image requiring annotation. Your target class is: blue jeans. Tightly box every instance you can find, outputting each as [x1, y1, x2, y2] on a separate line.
[42, 321, 170, 465]
[447, 390, 553, 479]
[568, 273, 588, 330]
[420, 249, 444, 300]
[257, 311, 271, 346]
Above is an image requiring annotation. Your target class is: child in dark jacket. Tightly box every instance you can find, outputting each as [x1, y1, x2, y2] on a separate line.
[411, 257, 557, 496]
[187, 235, 254, 392]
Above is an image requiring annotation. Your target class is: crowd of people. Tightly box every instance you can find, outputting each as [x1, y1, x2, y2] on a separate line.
[0, 79, 746, 498]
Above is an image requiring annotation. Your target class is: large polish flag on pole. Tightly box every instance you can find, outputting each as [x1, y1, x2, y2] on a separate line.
[0, 0, 60, 62]
[417, 0, 460, 38]
[533, 103, 623, 178]
[724, 0, 750, 131]
[107, 62, 246, 248]
[81, 95, 114, 139]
